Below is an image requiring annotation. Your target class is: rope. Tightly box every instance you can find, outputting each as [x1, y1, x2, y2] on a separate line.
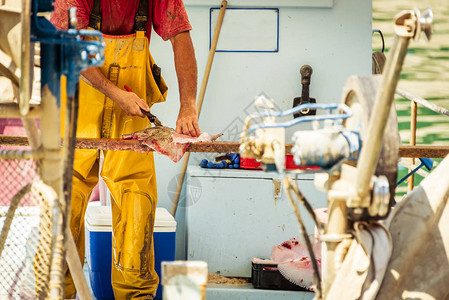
[372, 51, 386, 75]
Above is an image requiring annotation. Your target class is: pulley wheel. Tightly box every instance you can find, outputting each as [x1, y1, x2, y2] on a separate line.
[341, 75, 400, 202]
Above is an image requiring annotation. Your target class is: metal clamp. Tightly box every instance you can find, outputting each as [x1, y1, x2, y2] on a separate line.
[394, 7, 433, 40]
[30, 4, 105, 99]
[368, 175, 390, 217]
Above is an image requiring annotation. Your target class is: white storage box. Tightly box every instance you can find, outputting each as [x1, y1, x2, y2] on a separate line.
[186, 166, 326, 277]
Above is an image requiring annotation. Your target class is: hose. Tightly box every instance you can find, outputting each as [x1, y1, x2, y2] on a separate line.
[283, 175, 322, 299]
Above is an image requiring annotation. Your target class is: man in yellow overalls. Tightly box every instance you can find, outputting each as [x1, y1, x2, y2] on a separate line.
[50, 0, 200, 298]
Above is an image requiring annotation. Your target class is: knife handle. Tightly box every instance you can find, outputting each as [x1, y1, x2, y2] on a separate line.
[124, 85, 132, 92]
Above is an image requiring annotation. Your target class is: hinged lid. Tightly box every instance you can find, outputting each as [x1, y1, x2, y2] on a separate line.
[86, 205, 176, 228]
[155, 207, 177, 227]
[86, 205, 111, 227]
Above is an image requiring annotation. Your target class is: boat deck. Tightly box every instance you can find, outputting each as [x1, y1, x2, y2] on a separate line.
[82, 262, 314, 300]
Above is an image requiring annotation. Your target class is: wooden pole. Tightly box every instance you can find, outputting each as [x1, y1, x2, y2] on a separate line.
[408, 101, 418, 191]
[1, 135, 449, 158]
[170, 0, 228, 217]
[65, 229, 93, 300]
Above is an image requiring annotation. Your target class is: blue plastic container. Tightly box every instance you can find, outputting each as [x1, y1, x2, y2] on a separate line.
[85, 206, 177, 300]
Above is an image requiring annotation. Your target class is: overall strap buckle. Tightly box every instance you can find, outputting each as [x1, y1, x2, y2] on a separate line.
[88, 0, 101, 30]
[134, 0, 149, 33]
[88, 0, 149, 33]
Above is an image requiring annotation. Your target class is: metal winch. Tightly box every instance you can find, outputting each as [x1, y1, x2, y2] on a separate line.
[240, 93, 356, 172]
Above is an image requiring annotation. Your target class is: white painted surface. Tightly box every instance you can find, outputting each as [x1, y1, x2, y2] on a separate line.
[85, 206, 177, 233]
[185, 166, 326, 277]
[211, 8, 279, 52]
[148, 0, 372, 259]
[207, 283, 315, 300]
[184, 0, 333, 8]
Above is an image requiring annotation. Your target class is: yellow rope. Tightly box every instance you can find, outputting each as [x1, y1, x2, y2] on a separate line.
[372, 51, 387, 75]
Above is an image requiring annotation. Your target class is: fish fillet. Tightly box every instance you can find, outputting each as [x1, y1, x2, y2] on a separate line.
[122, 126, 222, 162]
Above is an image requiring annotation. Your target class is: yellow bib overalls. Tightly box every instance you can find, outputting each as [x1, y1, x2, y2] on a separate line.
[63, 1, 168, 297]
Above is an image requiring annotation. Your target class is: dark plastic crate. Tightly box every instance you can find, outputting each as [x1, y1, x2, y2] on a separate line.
[251, 261, 308, 291]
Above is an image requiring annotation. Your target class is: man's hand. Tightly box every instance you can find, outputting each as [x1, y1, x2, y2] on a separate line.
[176, 103, 201, 137]
[114, 89, 150, 117]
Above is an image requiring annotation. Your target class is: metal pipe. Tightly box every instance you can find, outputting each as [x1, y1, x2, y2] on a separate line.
[354, 34, 410, 206]
[0, 149, 40, 159]
[396, 88, 449, 117]
[19, 0, 32, 115]
[247, 103, 352, 135]
[21, 117, 41, 149]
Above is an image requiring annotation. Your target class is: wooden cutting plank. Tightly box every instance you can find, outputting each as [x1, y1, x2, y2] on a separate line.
[0, 135, 448, 158]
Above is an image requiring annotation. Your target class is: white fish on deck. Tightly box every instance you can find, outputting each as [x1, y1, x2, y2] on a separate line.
[252, 208, 327, 291]
[271, 236, 322, 291]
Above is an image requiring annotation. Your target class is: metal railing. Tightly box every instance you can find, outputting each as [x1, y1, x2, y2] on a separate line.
[395, 88, 449, 191]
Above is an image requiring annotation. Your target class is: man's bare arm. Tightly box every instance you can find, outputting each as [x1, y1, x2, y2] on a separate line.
[170, 31, 200, 137]
[80, 67, 149, 117]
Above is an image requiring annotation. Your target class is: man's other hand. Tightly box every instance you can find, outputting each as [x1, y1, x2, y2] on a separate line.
[176, 104, 201, 137]
[171, 31, 200, 137]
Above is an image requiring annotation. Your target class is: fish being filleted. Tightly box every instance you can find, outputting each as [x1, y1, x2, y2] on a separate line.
[122, 126, 222, 162]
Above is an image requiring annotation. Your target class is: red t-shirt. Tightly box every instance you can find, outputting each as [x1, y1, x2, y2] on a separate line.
[50, 0, 192, 41]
